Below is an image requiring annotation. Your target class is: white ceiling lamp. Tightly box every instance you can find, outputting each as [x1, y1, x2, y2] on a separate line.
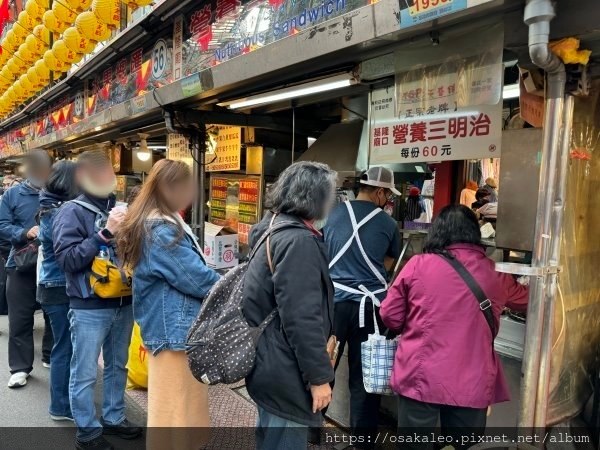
[502, 83, 520, 100]
[136, 133, 151, 162]
[220, 73, 358, 110]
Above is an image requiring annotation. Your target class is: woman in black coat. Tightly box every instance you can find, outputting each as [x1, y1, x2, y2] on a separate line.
[243, 161, 338, 450]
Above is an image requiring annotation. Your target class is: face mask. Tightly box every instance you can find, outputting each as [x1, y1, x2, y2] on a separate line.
[314, 218, 328, 230]
[80, 174, 117, 198]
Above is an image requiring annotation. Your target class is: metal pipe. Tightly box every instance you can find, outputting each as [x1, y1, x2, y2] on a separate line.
[534, 94, 574, 427]
[198, 132, 206, 248]
[520, 0, 566, 432]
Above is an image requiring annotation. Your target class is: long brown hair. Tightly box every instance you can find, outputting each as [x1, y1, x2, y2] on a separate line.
[117, 159, 192, 268]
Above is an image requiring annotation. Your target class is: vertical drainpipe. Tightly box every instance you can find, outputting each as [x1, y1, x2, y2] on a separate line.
[520, 0, 567, 430]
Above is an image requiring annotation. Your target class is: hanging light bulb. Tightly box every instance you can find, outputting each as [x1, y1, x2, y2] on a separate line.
[136, 133, 151, 161]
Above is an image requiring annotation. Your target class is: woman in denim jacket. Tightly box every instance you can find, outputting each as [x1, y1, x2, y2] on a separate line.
[37, 160, 79, 420]
[117, 160, 219, 448]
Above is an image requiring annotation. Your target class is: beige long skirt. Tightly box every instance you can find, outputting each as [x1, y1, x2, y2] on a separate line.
[146, 350, 210, 450]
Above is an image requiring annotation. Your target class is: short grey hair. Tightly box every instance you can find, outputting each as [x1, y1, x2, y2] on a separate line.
[267, 161, 337, 221]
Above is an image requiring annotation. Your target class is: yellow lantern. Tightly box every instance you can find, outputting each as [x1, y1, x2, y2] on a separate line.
[66, 0, 92, 11]
[33, 25, 51, 46]
[91, 0, 120, 29]
[18, 11, 36, 33]
[1, 67, 13, 83]
[52, 1, 77, 25]
[13, 80, 24, 99]
[35, 59, 51, 80]
[25, 0, 45, 19]
[43, 49, 67, 72]
[5, 30, 18, 48]
[53, 39, 82, 64]
[78, 0, 93, 10]
[27, 66, 41, 88]
[13, 22, 28, 39]
[34, 0, 50, 9]
[43, 10, 68, 34]
[18, 43, 36, 63]
[20, 74, 33, 92]
[7, 58, 22, 75]
[63, 27, 91, 54]
[76, 11, 112, 42]
[5, 87, 15, 103]
[26, 34, 48, 56]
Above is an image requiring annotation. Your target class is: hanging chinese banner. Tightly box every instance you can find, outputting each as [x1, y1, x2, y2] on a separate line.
[370, 21, 504, 165]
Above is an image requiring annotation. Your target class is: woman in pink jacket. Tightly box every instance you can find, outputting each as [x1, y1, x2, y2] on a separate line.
[380, 205, 528, 439]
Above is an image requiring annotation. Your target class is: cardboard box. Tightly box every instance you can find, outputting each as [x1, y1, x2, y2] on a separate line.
[204, 222, 239, 269]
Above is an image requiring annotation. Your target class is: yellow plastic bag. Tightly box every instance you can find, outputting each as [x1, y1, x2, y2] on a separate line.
[126, 323, 148, 389]
[89, 257, 132, 299]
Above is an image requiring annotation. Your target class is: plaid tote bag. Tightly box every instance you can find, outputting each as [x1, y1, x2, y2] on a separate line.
[361, 332, 398, 396]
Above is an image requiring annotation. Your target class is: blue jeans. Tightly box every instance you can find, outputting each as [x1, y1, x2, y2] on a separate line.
[255, 406, 308, 450]
[42, 303, 72, 417]
[68, 306, 134, 442]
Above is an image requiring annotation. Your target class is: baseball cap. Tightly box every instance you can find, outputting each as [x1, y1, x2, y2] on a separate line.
[359, 166, 401, 196]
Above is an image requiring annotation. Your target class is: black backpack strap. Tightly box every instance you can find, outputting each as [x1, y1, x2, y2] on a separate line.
[439, 253, 497, 339]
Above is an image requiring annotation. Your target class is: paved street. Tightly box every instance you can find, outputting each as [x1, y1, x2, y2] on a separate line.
[0, 313, 345, 450]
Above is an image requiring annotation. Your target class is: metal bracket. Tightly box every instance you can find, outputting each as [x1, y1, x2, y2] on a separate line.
[495, 262, 561, 277]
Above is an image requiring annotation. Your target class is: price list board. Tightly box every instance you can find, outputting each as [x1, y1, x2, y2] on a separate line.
[209, 175, 262, 244]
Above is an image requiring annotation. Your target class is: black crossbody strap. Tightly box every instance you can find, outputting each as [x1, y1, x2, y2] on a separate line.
[439, 254, 497, 339]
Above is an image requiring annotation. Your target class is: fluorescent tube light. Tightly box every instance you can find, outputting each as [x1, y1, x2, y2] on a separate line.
[222, 74, 358, 109]
[502, 83, 520, 100]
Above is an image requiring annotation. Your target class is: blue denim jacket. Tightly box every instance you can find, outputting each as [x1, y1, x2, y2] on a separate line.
[38, 207, 66, 287]
[133, 219, 220, 354]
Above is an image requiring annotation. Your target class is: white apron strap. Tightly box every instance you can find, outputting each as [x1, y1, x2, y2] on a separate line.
[329, 202, 388, 333]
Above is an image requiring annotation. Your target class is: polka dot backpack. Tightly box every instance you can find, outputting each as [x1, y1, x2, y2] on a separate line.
[186, 220, 299, 385]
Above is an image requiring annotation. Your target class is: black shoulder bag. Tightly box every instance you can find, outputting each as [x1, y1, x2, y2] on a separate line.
[439, 254, 497, 340]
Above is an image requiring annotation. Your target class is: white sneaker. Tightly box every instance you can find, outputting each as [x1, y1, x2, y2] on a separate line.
[42, 362, 51, 369]
[7, 372, 29, 388]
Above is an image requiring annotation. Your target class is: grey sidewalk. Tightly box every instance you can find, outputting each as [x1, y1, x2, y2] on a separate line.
[0, 313, 347, 449]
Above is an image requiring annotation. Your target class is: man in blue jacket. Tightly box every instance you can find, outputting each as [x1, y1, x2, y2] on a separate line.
[0, 150, 53, 389]
[53, 151, 141, 450]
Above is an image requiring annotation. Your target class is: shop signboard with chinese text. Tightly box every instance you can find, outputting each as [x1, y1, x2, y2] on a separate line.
[370, 26, 503, 165]
[209, 175, 262, 244]
[86, 39, 173, 116]
[206, 125, 242, 172]
[399, 0, 494, 29]
[370, 87, 502, 164]
[177, 0, 370, 77]
[167, 134, 193, 167]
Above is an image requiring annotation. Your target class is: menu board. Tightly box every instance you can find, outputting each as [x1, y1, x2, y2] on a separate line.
[167, 133, 193, 167]
[209, 175, 262, 244]
[206, 126, 242, 172]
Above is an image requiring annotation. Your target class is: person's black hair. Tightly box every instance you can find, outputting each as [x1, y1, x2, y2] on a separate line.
[45, 160, 79, 200]
[423, 205, 482, 255]
[475, 188, 490, 201]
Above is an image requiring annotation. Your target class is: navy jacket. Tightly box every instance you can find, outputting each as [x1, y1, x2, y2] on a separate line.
[0, 181, 41, 267]
[53, 192, 132, 309]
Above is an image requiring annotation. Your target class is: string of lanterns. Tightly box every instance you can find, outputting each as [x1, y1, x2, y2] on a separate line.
[0, 0, 153, 119]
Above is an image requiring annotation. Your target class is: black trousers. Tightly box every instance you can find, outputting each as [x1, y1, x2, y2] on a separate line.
[397, 395, 487, 450]
[6, 268, 53, 374]
[333, 300, 384, 449]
